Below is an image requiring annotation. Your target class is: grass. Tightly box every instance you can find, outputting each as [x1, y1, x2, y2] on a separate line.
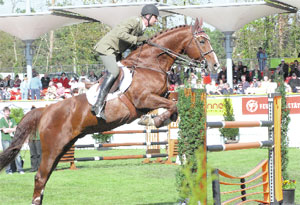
[0, 148, 299, 204]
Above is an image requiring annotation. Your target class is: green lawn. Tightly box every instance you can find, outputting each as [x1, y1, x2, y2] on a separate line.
[0, 148, 299, 205]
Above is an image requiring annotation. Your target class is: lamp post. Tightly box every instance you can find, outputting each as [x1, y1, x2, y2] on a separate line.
[24, 40, 34, 80]
[223, 31, 235, 88]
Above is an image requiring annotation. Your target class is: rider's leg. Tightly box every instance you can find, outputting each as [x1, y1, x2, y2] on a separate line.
[91, 55, 119, 118]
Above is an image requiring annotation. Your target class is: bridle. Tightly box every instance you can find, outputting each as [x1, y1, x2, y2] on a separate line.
[132, 28, 215, 75]
[147, 29, 215, 69]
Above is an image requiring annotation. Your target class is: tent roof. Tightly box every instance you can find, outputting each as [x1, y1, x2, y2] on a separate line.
[160, 2, 293, 32]
[0, 12, 89, 41]
[271, 0, 300, 10]
[51, 2, 171, 28]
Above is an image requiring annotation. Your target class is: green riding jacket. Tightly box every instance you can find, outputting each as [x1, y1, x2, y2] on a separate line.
[94, 16, 145, 60]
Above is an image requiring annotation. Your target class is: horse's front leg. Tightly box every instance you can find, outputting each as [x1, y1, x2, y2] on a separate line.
[137, 94, 177, 128]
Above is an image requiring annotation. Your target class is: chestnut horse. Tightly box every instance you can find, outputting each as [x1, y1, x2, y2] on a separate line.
[0, 18, 218, 205]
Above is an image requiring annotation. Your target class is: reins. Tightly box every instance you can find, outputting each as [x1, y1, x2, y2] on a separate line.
[131, 27, 215, 75]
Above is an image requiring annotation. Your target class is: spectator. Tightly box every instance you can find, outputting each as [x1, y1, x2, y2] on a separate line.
[241, 66, 251, 82]
[220, 83, 233, 95]
[0, 107, 24, 174]
[56, 83, 65, 99]
[206, 79, 221, 95]
[28, 106, 41, 172]
[257, 47, 268, 71]
[20, 77, 29, 100]
[88, 70, 98, 82]
[189, 71, 198, 88]
[279, 59, 289, 80]
[241, 75, 250, 91]
[263, 66, 273, 80]
[251, 65, 262, 82]
[79, 71, 89, 82]
[237, 61, 244, 72]
[59, 72, 70, 88]
[168, 68, 178, 85]
[294, 64, 300, 78]
[236, 83, 245, 94]
[29, 72, 42, 100]
[217, 66, 227, 83]
[289, 60, 299, 76]
[233, 65, 241, 83]
[288, 73, 300, 93]
[4, 75, 14, 88]
[41, 73, 50, 90]
[13, 75, 21, 87]
[69, 78, 79, 92]
[45, 81, 58, 100]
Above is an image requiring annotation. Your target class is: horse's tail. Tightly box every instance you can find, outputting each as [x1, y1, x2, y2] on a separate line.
[0, 107, 43, 171]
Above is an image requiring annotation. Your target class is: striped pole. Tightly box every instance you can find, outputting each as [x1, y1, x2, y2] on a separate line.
[207, 121, 273, 128]
[75, 141, 168, 149]
[207, 141, 273, 152]
[74, 154, 168, 162]
[101, 129, 168, 134]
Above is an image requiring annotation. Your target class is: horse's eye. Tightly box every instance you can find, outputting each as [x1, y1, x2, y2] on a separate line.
[199, 40, 205, 44]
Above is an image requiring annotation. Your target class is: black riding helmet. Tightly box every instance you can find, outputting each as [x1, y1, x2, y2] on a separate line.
[141, 4, 159, 27]
[141, 4, 159, 17]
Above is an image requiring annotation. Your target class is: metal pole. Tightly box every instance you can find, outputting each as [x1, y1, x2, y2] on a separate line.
[224, 31, 234, 88]
[26, 0, 31, 14]
[24, 40, 33, 81]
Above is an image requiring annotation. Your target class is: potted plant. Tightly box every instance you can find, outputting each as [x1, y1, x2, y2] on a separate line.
[219, 97, 239, 144]
[92, 133, 113, 150]
[283, 179, 296, 204]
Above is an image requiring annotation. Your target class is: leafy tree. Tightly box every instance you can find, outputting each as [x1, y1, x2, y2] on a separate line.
[10, 108, 24, 124]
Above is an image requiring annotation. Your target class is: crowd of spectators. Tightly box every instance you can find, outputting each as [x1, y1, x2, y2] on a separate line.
[1, 58, 300, 101]
[167, 58, 300, 95]
[0, 70, 101, 101]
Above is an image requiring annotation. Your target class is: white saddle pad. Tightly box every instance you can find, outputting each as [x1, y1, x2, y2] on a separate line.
[86, 64, 133, 106]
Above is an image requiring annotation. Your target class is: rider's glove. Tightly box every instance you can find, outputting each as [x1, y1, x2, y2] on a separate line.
[137, 36, 148, 44]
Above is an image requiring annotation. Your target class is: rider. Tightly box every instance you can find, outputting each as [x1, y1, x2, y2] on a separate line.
[92, 4, 159, 118]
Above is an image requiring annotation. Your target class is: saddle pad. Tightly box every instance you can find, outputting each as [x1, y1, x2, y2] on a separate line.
[86, 64, 133, 106]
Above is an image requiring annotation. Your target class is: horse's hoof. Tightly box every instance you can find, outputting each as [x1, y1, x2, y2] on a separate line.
[138, 116, 155, 126]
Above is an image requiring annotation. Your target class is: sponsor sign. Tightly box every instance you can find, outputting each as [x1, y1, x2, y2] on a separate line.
[242, 97, 268, 115]
[242, 96, 300, 114]
[207, 99, 224, 116]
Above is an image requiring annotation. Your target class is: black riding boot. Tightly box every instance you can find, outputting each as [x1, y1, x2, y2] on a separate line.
[91, 72, 116, 118]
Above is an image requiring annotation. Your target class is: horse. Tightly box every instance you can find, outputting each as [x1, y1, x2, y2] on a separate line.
[0, 18, 219, 205]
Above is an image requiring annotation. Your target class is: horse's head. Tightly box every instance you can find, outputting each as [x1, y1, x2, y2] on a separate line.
[185, 18, 219, 72]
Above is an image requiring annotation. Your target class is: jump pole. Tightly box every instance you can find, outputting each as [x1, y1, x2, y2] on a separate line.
[75, 141, 168, 149]
[206, 93, 282, 204]
[74, 153, 168, 162]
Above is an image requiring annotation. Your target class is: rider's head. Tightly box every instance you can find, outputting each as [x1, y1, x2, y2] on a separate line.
[141, 4, 159, 27]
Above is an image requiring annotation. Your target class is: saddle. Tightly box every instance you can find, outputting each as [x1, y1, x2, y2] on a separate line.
[85, 68, 125, 93]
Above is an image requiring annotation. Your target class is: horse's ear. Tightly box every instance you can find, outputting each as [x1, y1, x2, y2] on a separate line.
[199, 18, 203, 29]
[192, 18, 199, 33]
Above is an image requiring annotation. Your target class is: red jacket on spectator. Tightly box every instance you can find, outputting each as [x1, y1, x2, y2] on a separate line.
[59, 77, 70, 88]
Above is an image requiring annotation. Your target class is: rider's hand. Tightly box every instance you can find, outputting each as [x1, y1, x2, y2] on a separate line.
[137, 36, 148, 43]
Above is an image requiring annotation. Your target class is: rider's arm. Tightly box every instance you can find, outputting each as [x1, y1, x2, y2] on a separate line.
[115, 17, 142, 45]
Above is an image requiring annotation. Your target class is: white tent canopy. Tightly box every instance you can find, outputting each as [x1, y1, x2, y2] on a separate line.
[0, 12, 88, 41]
[160, 2, 292, 32]
[271, 0, 300, 9]
[51, 2, 171, 28]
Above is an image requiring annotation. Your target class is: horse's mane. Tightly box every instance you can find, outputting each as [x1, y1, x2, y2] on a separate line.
[123, 25, 191, 63]
[146, 24, 190, 42]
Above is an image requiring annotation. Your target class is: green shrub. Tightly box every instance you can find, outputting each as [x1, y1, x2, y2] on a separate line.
[219, 97, 239, 141]
[10, 108, 24, 124]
